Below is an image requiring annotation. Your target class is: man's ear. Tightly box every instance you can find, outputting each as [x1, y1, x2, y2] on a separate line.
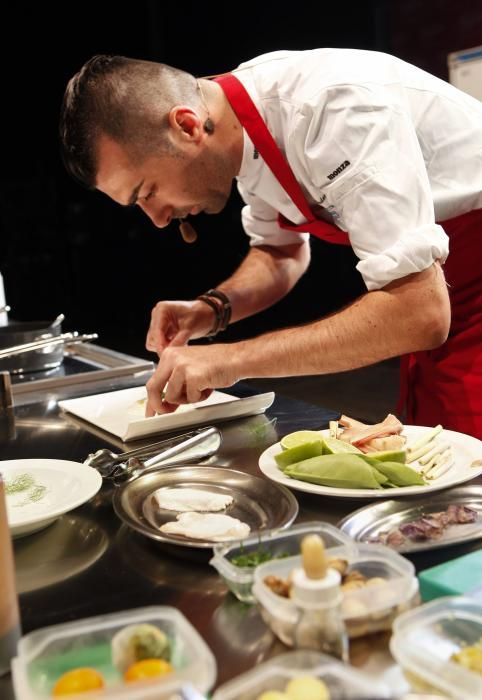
[168, 106, 204, 143]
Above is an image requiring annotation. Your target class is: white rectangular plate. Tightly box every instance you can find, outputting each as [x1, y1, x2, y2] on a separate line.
[59, 387, 275, 441]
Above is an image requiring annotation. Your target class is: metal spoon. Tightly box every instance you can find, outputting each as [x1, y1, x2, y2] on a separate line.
[84, 426, 222, 478]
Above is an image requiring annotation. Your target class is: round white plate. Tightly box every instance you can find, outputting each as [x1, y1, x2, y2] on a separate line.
[258, 426, 482, 499]
[0, 459, 102, 536]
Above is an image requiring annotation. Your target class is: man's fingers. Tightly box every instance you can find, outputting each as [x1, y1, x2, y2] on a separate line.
[170, 329, 191, 347]
[146, 323, 190, 354]
[146, 370, 171, 415]
[146, 328, 168, 353]
[145, 399, 178, 417]
[146, 304, 172, 353]
[199, 388, 213, 402]
[186, 383, 209, 404]
[160, 400, 179, 414]
[163, 369, 185, 406]
[144, 343, 216, 415]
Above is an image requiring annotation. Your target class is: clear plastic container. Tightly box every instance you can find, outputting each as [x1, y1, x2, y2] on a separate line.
[11, 605, 216, 699]
[210, 521, 357, 604]
[212, 649, 390, 699]
[252, 542, 418, 642]
[390, 596, 482, 699]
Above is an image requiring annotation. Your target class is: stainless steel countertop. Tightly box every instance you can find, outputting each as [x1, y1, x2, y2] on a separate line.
[1, 372, 480, 697]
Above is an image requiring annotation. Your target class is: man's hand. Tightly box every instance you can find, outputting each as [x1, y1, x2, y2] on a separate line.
[145, 299, 217, 354]
[143, 242, 310, 414]
[145, 344, 239, 416]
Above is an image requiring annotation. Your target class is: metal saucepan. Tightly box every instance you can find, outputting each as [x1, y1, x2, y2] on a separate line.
[0, 313, 96, 374]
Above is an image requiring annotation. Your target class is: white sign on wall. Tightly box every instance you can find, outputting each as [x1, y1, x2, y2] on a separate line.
[448, 45, 482, 101]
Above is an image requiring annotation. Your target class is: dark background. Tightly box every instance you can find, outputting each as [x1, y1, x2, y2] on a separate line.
[1, 0, 481, 359]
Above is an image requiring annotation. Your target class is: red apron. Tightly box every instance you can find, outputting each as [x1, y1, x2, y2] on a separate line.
[215, 73, 482, 439]
[399, 209, 482, 438]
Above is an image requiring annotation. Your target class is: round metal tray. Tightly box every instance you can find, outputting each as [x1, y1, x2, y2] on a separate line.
[337, 485, 482, 553]
[113, 464, 299, 550]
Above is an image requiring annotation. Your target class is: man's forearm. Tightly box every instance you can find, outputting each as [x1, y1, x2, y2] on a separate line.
[231, 263, 450, 378]
[145, 264, 451, 412]
[214, 242, 310, 323]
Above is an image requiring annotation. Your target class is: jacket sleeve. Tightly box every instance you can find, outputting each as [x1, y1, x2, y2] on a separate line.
[237, 179, 310, 247]
[293, 84, 449, 290]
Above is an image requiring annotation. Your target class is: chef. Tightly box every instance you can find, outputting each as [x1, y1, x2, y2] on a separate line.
[59, 49, 482, 437]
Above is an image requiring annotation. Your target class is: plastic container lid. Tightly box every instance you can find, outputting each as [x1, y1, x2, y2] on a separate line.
[212, 649, 390, 699]
[291, 566, 342, 609]
[390, 595, 482, 700]
[209, 520, 356, 604]
[11, 605, 216, 699]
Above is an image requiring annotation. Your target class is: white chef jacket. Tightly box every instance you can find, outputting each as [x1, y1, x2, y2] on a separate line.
[232, 49, 482, 290]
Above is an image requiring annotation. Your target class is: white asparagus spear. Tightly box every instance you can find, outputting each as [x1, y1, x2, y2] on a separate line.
[422, 447, 451, 475]
[417, 441, 451, 466]
[406, 437, 447, 463]
[406, 441, 436, 463]
[427, 459, 454, 480]
[424, 447, 453, 477]
[406, 424, 443, 455]
[426, 452, 455, 479]
[329, 421, 339, 439]
[408, 460, 425, 474]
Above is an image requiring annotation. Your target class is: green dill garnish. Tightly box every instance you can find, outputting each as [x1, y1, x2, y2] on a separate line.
[5, 473, 47, 506]
[26, 485, 47, 503]
[230, 547, 289, 568]
[5, 473, 35, 494]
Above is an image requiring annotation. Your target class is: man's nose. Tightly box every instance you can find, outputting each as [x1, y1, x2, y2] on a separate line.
[139, 202, 172, 228]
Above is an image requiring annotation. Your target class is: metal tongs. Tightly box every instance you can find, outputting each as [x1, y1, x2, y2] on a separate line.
[84, 425, 222, 480]
[0, 332, 99, 358]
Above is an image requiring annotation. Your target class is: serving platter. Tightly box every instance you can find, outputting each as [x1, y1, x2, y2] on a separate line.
[113, 465, 299, 549]
[258, 425, 482, 499]
[337, 485, 482, 553]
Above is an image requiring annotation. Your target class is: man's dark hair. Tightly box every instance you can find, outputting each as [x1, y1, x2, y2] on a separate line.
[59, 55, 199, 188]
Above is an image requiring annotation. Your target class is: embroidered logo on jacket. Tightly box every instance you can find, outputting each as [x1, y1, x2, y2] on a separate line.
[327, 160, 350, 181]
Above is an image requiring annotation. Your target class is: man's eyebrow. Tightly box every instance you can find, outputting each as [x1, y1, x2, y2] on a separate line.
[123, 180, 144, 207]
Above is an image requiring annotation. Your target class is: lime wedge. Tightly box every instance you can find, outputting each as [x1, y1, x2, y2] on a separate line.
[275, 441, 325, 470]
[365, 450, 406, 463]
[280, 430, 323, 449]
[322, 437, 362, 454]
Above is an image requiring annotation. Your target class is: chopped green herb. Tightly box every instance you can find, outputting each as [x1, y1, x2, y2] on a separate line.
[25, 485, 47, 503]
[5, 472, 47, 506]
[5, 473, 35, 494]
[230, 547, 289, 568]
